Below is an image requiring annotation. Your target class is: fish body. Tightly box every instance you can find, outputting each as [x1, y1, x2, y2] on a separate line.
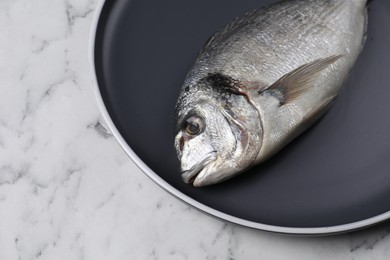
[174, 0, 368, 187]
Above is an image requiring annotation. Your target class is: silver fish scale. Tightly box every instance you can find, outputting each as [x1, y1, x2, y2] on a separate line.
[175, 0, 368, 186]
[186, 0, 364, 86]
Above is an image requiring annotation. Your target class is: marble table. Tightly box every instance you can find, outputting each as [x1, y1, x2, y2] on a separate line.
[0, 0, 389, 259]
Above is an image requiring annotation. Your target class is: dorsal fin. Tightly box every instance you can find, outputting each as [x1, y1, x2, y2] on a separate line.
[259, 55, 343, 105]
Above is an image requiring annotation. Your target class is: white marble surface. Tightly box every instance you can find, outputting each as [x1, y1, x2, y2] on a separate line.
[1, 0, 390, 259]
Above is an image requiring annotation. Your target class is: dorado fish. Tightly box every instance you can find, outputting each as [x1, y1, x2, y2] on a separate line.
[174, 0, 368, 187]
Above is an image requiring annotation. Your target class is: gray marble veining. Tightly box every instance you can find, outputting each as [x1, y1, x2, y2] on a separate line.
[1, 0, 390, 259]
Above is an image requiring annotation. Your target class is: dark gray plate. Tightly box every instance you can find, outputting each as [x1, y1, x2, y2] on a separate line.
[92, 0, 390, 234]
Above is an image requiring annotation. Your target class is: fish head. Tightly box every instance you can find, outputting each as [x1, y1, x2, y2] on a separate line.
[174, 79, 262, 187]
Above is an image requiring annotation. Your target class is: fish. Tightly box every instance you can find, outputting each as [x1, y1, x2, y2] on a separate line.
[174, 0, 368, 187]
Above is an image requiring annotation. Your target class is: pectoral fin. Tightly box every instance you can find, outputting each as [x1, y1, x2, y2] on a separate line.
[259, 55, 342, 105]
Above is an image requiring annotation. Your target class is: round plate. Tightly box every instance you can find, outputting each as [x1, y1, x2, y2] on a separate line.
[91, 0, 390, 234]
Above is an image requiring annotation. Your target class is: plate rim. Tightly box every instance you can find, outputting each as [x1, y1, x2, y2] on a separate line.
[89, 0, 390, 235]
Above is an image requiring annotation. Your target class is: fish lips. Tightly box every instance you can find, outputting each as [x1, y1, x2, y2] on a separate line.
[181, 152, 217, 185]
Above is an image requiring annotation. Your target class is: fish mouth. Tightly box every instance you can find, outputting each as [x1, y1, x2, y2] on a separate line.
[181, 152, 216, 184]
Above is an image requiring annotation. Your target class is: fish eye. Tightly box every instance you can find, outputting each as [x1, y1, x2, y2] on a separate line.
[184, 116, 204, 136]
